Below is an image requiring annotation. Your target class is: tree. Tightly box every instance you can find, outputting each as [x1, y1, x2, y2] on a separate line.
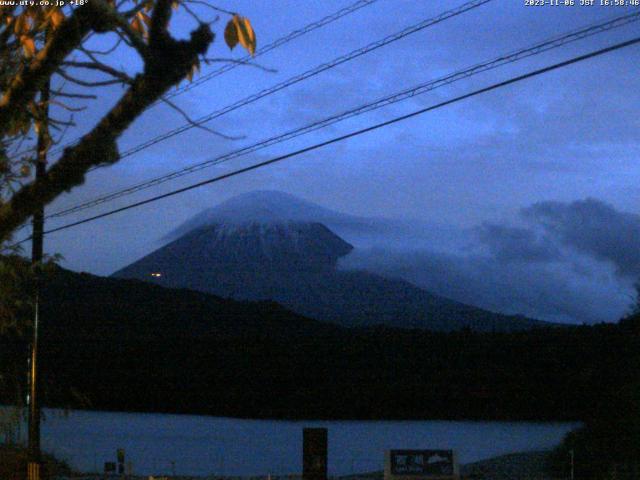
[0, 0, 256, 246]
[0, 0, 257, 450]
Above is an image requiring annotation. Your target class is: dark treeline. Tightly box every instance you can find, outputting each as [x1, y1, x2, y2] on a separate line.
[1, 266, 637, 423]
[29, 324, 637, 422]
[38, 322, 639, 421]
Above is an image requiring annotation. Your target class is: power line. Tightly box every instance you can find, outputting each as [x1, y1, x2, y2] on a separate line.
[93, 0, 494, 161]
[162, 0, 380, 101]
[47, 10, 640, 219]
[10, 0, 380, 161]
[11, 35, 639, 247]
[44, 0, 492, 219]
[12, 0, 493, 236]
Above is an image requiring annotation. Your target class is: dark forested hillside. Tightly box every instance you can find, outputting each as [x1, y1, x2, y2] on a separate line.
[113, 221, 553, 332]
[2, 266, 635, 422]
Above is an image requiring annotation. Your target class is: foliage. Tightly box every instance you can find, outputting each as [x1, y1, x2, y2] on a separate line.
[0, 4, 259, 462]
[0, 0, 257, 426]
[546, 383, 640, 479]
[224, 14, 256, 55]
[0, 443, 72, 479]
[0, 255, 31, 448]
[0, 254, 59, 444]
[546, 313, 640, 479]
[0, 0, 257, 244]
[0, 405, 24, 445]
[0, 254, 34, 335]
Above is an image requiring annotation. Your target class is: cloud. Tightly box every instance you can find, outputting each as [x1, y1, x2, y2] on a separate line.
[522, 198, 640, 278]
[474, 223, 561, 263]
[339, 197, 640, 325]
[340, 246, 629, 325]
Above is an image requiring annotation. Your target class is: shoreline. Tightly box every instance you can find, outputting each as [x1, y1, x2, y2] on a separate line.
[1, 404, 582, 424]
[46, 451, 553, 480]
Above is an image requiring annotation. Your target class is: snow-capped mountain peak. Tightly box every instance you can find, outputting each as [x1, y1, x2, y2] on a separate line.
[165, 190, 365, 241]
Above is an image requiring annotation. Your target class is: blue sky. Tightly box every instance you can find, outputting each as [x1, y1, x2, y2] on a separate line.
[33, 0, 640, 323]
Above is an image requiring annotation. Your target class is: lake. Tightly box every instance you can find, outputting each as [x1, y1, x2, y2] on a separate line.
[23, 409, 578, 476]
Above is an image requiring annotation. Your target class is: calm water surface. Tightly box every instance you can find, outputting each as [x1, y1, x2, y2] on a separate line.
[20, 408, 581, 476]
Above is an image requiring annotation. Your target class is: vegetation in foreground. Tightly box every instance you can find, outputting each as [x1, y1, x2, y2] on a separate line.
[0, 444, 71, 480]
[546, 314, 640, 479]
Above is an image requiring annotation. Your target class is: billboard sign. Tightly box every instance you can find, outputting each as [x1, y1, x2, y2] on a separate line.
[385, 450, 458, 480]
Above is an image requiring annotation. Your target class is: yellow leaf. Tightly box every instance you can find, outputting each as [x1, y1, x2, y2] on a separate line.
[234, 15, 256, 56]
[186, 60, 199, 82]
[27, 101, 38, 117]
[21, 36, 36, 57]
[138, 11, 151, 28]
[224, 17, 238, 50]
[171, 0, 179, 10]
[49, 9, 64, 29]
[14, 14, 25, 35]
[130, 16, 144, 36]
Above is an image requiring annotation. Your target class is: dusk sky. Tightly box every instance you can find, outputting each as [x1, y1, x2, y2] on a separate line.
[27, 0, 640, 324]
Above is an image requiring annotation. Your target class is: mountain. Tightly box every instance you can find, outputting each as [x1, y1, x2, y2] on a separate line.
[165, 190, 381, 242]
[114, 192, 552, 332]
[40, 265, 341, 342]
[166, 190, 467, 250]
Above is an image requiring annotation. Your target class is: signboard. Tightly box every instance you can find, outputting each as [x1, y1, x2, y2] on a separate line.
[303, 428, 328, 480]
[385, 450, 459, 480]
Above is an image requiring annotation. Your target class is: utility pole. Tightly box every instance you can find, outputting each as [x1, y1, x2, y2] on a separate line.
[570, 449, 574, 480]
[27, 55, 50, 480]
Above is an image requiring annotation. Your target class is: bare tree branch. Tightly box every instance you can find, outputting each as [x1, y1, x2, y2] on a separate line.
[56, 69, 126, 87]
[0, 0, 125, 137]
[48, 100, 87, 113]
[183, 0, 235, 16]
[50, 116, 77, 127]
[81, 36, 123, 56]
[180, 2, 206, 24]
[160, 96, 243, 140]
[51, 90, 98, 100]
[109, 13, 149, 58]
[62, 60, 134, 83]
[0, 20, 214, 241]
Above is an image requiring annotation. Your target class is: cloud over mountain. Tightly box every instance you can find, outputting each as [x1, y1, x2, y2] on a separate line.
[474, 223, 561, 263]
[117, 191, 640, 325]
[114, 191, 552, 332]
[341, 198, 639, 325]
[522, 198, 640, 278]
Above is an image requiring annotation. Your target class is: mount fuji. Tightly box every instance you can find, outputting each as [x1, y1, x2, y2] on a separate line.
[164, 190, 385, 243]
[113, 191, 552, 332]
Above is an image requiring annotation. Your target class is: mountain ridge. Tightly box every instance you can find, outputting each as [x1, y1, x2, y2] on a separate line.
[114, 191, 554, 332]
[165, 190, 379, 241]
